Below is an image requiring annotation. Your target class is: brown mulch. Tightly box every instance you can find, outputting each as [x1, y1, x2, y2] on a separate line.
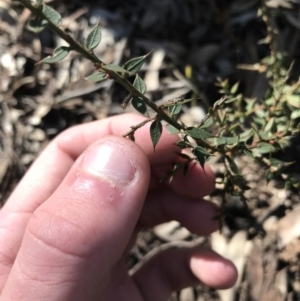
[1, 0, 300, 300]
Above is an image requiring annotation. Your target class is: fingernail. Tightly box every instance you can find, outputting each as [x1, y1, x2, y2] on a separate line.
[82, 143, 135, 185]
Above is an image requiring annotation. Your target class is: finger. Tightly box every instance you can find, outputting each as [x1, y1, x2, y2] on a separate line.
[138, 189, 219, 235]
[132, 246, 237, 301]
[1, 136, 151, 299]
[0, 114, 178, 288]
[4, 114, 179, 214]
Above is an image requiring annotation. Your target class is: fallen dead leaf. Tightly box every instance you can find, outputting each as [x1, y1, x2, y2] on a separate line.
[211, 231, 253, 301]
[276, 205, 300, 249]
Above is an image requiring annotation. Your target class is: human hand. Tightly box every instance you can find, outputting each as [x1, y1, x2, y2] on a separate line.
[0, 113, 237, 300]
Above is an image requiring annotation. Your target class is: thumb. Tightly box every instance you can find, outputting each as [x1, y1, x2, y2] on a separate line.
[1, 136, 150, 300]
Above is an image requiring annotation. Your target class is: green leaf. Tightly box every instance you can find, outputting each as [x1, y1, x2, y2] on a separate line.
[176, 140, 187, 149]
[102, 64, 134, 75]
[225, 97, 238, 104]
[133, 75, 147, 94]
[291, 109, 300, 119]
[286, 95, 300, 108]
[131, 97, 147, 115]
[123, 52, 151, 73]
[36, 0, 43, 6]
[39, 46, 70, 64]
[85, 22, 101, 50]
[194, 146, 211, 157]
[27, 18, 47, 33]
[150, 120, 163, 149]
[85, 71, 107, 82]
[244, 150, 254, 159]
[193, 148, 208, 169]
[285, 181, 292, 191]
[201, 116, 213, 129]
[212, 136, 239, 146]
[258, 130, 271, 139]
[168, 104, 182, 116]
[230, 82, 240, 94]
[253, 117, 266, 126]
[256, 142, 276, 154]
[185, 127, 213, 139]
[265, 169, 274, 184]
[193, 146, 211, 169]
[269, 158, 283, 167]
[42, 4, 61, 26]
[226, 156, 239, 174]
[239, 129, 254, 142]
[233, 175, 250, 190]
[165, 124, 179, 135]
[265, 117, 277, 134]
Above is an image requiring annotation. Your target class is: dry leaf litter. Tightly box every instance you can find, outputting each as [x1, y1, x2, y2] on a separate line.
[1, 0, 300, 300]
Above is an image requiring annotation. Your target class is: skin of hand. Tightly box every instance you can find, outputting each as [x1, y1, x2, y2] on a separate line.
[0, 113, 237, 301]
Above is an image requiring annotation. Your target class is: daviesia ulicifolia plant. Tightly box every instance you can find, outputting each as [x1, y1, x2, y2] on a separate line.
[18, 0, 300, 213]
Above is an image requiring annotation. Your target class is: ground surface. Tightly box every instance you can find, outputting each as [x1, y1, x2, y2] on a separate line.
[1, 0, 300, 300]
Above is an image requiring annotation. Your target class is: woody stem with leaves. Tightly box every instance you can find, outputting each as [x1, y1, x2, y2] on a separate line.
[17, 0, 300, 205]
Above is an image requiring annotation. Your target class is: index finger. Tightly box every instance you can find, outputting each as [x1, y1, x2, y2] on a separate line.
[0, 113, 181, 290]
[4, 113, 179, 214]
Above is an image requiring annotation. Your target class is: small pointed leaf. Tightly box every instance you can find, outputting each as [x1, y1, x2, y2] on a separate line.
[185, 127, 213, 139]
[201, 116, 213, 129]
[27, 18, 47, 33]
[193, 147, 211, 169]
[165, 124, 179, 135]
[233, 175, 250, 190]
[256, 142, 276, 154]
[230, 82, 240, 94]
[42, 4, 61, 26]
[212, 136, 239, 146]
[286, 95, 300, 108]
[85, 71, 107, 82]
[239, 129, 254, 142]
[194, 146, 211, 157]
[269, 158, 283, 167]
[285, 181, 292, 191]
[150, 120, 163, 149]
[85, 22, 101, 50]
[102, 64, 134, 75]
[244, 150, 254, 159]
[291, 109, 300, 119]
[133, 75, 147, 94]
[168, 104, 182, 116]
[265, 117, 277, 134]
[123, 52, 151, 73]
[193, 150, 207, 169]
[265, 169, 274, 184]
[227, 156, 239, 174]
[224, 97, 238, 104]
[39, 46, 70, 64]
[131, 97, 147, 115]
[176, 140, 187, 149]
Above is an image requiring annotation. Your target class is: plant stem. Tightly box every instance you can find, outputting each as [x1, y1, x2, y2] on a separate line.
[122, 117, 155, 137]
[103, 71, 184, 130]
[18, 0, 183, 131]
[19, 0, 101, 63]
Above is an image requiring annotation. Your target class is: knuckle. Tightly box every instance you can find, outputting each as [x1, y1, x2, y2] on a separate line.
[26, 209, 91, 259]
